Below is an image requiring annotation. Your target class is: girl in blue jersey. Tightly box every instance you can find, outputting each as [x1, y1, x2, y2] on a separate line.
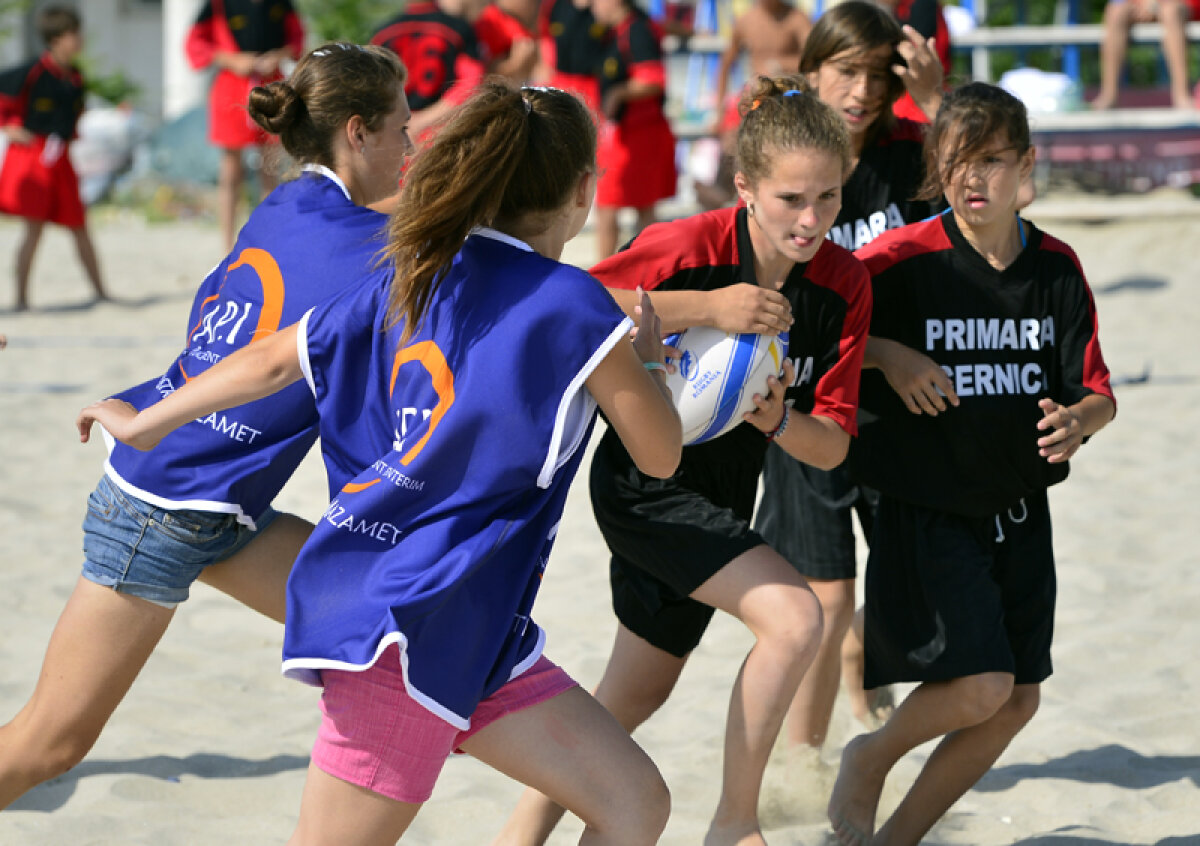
[0, 43, 415, 810]
[80, 83, 682, 844]
[828, 82, 1115, 846]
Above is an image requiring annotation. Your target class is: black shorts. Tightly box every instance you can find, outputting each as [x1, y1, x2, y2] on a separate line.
[591, 431, 765, 658]
[863, 491, 1056, 690]
[754, 444, 878, 581]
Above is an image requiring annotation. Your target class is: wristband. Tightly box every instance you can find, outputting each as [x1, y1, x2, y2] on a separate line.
[765, 407, 790, 441]
[643, 361, 667, 373]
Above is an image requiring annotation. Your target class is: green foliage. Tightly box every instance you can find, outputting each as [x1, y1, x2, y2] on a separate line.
[79, 54, 142, 106]
[294, 0, 402, 44]
[0, 0, 31, 40]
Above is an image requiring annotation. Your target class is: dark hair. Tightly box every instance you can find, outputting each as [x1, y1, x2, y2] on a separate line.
[384, 82, 597, 342]
[247, 42, 406, 167]
[38, 6, 80, 46]
[799, 0, 905, 148]
[735, 75, 852, 187]
[917, 81, 1031, 201]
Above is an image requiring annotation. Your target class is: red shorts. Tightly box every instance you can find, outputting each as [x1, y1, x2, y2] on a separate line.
[596, 113, 677, 209]
[310, 645, 577, 804]
[0, 134, 85, 227]
[208, 69, 282, 149]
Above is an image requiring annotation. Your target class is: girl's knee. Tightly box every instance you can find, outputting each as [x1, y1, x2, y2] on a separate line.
[597, 764, 670, 843]
[757, 587, 824, 661]
[1002, 684, 1041, 727]
[954, 672, 1015, 725]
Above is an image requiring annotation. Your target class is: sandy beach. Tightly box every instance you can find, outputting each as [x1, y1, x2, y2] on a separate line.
[1, 197, 1198, 845]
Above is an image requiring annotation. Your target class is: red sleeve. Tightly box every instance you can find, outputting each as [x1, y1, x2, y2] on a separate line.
[475, 6, 530, 57]
[441, 53, 486, 106]
[285, 11, 306, 59]
[590, 211, 734, 292]
[809, 246, 872, 435]
[185, 16, 218, 69]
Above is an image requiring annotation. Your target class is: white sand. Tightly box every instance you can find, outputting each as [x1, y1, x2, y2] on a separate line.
[1, 199, 1198, 844]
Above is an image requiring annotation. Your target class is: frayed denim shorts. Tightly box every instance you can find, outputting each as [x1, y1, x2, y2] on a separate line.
[81, 474, 278, 607]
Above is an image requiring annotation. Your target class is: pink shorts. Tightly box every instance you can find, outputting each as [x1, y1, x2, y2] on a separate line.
[310, 644, 577, 804]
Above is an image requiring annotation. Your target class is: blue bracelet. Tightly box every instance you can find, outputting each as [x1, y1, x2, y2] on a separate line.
[643, 361, 667, 373]
[765, 407, 790, 441]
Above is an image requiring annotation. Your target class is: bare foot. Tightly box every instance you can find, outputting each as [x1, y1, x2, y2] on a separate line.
[703, 819, 767, 846]
[1089, 94, 1117, 111]
[827, 735, 887, 846]
[1170, 88, 1195, 110]
[0, 333, 6, 349]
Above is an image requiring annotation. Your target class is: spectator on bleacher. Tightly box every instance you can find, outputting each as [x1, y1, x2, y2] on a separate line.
[536, 0, 610, 114]
[874, 0, 952, 121]
[1092, 0, 1197, 109]
[590, 0, 677, 260]
[476, 0, 541, 87]
[695, 0, 813, 210]
[371, 0, 490, 141]
[754, 0, 948, 762]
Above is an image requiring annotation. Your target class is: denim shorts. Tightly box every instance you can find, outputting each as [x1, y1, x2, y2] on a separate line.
[81, 474, 278, 606]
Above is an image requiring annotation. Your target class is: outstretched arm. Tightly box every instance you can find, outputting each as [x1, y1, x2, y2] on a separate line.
[742, 358, 850, 471]
[605, 283, 793, 336]
[78, 324, 304, 451]
[865, 336, 960, 415]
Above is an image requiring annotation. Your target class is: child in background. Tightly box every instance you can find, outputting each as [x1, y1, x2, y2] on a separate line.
[536, 0, 609, 114]
[80, 82, 683, 845]
[0, 6, 107, 311]
[828, 81, 1116, 846]
[186, 0, 306, 251]
[590, 0, 677, 260]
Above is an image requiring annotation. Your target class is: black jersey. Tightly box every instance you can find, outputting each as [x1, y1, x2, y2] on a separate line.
[594, 206, 871, 495]
[542, 0, 608, 75]
[848, 212, 1114, 517]
[192, 0, 297, 53]
[372, 2, 483, 111]
[0, 54, 82, 139]
[597, 8, 666, 122]
[829, 118, 943, 252]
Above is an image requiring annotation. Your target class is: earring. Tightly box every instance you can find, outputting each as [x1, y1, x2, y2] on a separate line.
[747, 204, 755, 218]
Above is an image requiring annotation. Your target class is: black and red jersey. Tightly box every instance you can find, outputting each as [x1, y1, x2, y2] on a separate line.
[475, 3, 532, 61]
[540, 0, 608, 76]
[595, 206, 871, 482]
[830, 117, 943, 252]
[186, 0, 305, 67]
[597, 8, 667, 125]
[371, 3, 485, 111]
[848, 211, 1115, 517]
[0, 53, 83, 139]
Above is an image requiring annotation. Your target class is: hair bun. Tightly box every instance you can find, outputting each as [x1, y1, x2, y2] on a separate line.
[248, 80, 304, 135]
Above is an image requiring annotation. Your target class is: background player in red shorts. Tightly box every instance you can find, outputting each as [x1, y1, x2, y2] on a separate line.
[591, 0, 678, 261]
[186, 0, 305, 251]
[0, 6, 107, 311]
[1092, 0, 1199, 109]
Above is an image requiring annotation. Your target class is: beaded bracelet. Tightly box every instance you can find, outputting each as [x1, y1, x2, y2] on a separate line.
[765, 407, 790, 441]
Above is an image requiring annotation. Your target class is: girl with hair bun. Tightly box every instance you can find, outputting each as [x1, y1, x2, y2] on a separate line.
[0, 42, 413, 810]
[80, 81, 682, 844]
[498, 75, 872, 846]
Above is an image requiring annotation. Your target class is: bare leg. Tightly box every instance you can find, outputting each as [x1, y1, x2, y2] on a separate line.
[467, 686, 670, 845]
[688, 545, 823, 845]
[594, 206, 620, 262]
[0, 578, 175, 808]
[1092, 1, 1133, 109]
[784, 577, 855, 749]
[69, 225, 108, 302]
[14, 218, 44, 310]
[492, 625, 687, 845]
[633, 206, 657, 238]
[197, 512, 312, 623]
[874, 684, 1040, 846]
[827, 671, 1015, 846]
[218, 147, 245, 252]
[841, 606, 893, 730]
[1157, 0, 1194, 108]
[287, 762, 422, 846]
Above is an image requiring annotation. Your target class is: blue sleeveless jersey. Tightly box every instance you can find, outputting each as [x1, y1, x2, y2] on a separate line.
[105, 169, 389, 527]
[285, 229, 632, 728]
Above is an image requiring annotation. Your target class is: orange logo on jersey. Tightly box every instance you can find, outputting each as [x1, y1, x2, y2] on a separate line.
[342, 478, 382, 494]
[181, 247, 286, 382]
[390, 341, 455, 466]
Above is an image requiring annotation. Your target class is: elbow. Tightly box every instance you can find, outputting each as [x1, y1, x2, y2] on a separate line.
[633, 426, 683, 479]
[810, 432, 851, 472]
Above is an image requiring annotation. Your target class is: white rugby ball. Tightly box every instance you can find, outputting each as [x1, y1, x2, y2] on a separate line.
[664, 327, 788, 445]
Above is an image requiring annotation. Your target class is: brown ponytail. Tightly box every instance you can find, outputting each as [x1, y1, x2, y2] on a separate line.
[384, 82, 597, 342]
